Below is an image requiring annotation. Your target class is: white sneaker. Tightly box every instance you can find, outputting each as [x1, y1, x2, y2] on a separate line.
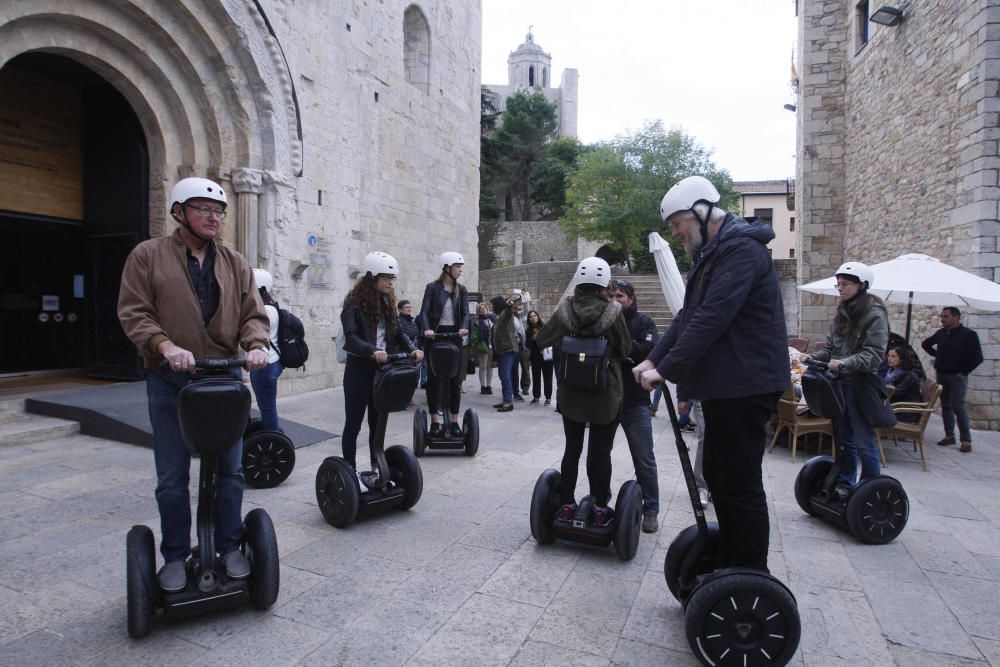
[698, 488, 709, 508]
[356, 470, 369, 493]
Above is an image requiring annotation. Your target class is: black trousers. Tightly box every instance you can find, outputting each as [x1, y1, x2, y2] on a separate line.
[530, 359, 553, 399]
[341, 355, 378, 469]
[701, 392, 780, 572]
[560, 417, 619, 506]
[426, 326, 463, 415]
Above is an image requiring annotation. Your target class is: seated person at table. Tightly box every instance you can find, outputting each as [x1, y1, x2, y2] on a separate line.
[883, 346, 922, 422]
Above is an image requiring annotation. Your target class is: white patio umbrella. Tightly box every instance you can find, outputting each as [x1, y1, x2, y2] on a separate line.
[648, 232, 685, 313]
[799, 253, 1000, 340]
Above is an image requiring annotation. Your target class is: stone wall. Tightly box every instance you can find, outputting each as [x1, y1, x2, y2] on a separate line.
[798, 0, 1000, 427]
[492, 220, 584, 266]
[0, 2, 482, 397]
[479, 262, 578, 319]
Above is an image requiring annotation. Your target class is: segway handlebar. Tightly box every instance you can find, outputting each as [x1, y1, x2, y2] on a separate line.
[804, 359, 830, 372]
[194, 359, 247, 370]
[382, 352, 414, 363]
[427, 331, 465, 341]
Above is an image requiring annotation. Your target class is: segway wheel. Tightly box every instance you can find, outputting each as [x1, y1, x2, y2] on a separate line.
[316, 457, 360, 528]
[613, 480, 643, 561]
[413, 408, 428, 457]
[530, 469, 561, 545]
[684, 571, 800, 667]
[463, 409, 479, 457]
[245, 417, 265, 437]
[243, 431, 296, 489]
[243, 508, 280, 610]
[126, 525, 157, 638]
[846, 476, 909, 545]
[386, 445, 423, 510]
[794, 455, 835, 517]
[664, 523, 723, 602]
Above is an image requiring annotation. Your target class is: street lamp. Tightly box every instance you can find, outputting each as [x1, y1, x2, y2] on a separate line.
[870, 6, 904, 26]
[783, 103, 797, 112]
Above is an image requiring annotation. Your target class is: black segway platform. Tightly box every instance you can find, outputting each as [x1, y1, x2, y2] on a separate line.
[794, 360, 909, 544]
[530, 469, 643, 560]
[412, 331, 479, 456]
[126, 360, 280, 638]
[659, 387, 800, 666]
[316, 353, 423, 528]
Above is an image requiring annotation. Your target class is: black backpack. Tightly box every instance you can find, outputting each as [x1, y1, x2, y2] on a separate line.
[276, 305, 309, 369]
[557, 334, 610, 392]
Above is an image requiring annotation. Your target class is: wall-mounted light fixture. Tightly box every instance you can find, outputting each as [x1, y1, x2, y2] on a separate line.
[869, 6, 904, 26]
[783, 103, 797, 112]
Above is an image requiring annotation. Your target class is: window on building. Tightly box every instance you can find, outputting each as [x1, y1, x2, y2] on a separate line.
[543, 67, 548, 87]
[403, 5, 430, 93]
[789, 216, 796, 232]
[856, 0, 870, 51]
[754, 208, 774, 226]
[789, 248, 796, 259]
[529, 66, 535, 87]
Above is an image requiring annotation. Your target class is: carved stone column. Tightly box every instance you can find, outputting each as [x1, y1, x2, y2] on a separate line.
[231, 168, 264, 261]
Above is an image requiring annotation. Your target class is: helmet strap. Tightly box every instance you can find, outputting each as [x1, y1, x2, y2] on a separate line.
[691, 201, 714, 245]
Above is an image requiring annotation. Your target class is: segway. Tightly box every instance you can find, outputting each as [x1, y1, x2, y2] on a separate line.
[794, 360, 909, 544]
[660, 388, 800, 666]
[242, 418, 295, 489]
[126, 359, 280, 638]
[412, 331, 479, 457]
[316, 353, 423, 528]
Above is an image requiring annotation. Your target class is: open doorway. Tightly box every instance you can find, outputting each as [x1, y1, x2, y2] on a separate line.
[0, 53, 148, 380]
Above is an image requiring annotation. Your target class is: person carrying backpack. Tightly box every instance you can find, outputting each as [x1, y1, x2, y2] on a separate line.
[250, 268, 283, 432]
[341, 252, 423, 487]
[533, 257, 631, 527]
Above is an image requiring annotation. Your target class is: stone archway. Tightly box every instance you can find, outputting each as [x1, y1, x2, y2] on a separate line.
[0, 0, 301, 262]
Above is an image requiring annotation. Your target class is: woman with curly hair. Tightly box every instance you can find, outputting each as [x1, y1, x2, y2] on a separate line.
[340, 252, 423, 487]
[525, 310, 554, 405]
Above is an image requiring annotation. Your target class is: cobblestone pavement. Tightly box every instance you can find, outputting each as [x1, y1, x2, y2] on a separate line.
[2, 375, 1000, 666]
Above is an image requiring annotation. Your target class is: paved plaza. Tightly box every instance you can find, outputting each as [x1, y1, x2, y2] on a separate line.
[2, 375, 1000, 666]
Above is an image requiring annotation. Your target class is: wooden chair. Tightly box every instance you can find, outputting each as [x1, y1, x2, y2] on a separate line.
[788, 337, 809, 353]
[876, 380, 942, 471]
[768, 390, 834, 462]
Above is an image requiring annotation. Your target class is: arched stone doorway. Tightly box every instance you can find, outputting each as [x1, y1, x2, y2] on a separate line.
[0, 1, 301, 379]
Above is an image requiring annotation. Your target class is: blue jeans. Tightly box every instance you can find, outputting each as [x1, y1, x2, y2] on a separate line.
[837, 383, 881, 486]
[249, 360, 283, 431]
[146, 369, 245, 562]
[939, 373, 972, 443]
[619, 404, 659, 516]
[497, 351, 518, 404]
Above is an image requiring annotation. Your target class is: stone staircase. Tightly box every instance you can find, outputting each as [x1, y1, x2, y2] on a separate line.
[0, 399, 79, 446]
[625, 273, 675, 334]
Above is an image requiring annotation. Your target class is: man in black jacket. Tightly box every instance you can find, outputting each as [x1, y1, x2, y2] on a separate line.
[922, 306, 983, 453]
[634, 176, 789, 573]
[609, 279, 660, 533]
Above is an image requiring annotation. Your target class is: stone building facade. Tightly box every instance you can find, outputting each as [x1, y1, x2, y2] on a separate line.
[0, 1, 481, 394]
[733, 180, 798, 261]
[797, 0, 1000, 426]
[492, 220, 601, 267]
[483, 30, 578, 138]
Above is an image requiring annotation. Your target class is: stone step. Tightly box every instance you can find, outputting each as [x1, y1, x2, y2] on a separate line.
[0, 413, 80, 446]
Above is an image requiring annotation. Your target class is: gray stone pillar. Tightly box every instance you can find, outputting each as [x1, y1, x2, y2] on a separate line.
[231, 168, 264, 261]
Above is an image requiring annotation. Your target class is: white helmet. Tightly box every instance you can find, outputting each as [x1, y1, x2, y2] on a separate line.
[439, 251, 465, 269]
[169, 177, 228, 213]
[572, 257, 611, 288]
[835, 261, 874, 290]
[362, 251, 399, 277]
[659, 175, 720, 222]
[253, 268, 273, 292]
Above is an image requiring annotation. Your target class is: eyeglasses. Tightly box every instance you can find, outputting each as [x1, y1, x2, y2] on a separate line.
[611, 279, 632, 288]
[185, 204, 227, 220]
[834, 281, 857, 290]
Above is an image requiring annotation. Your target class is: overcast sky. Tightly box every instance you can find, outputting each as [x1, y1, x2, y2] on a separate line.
[481, 0, 799, 182]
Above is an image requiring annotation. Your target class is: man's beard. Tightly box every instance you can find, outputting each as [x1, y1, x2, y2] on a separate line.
[683, 226, 704, 256]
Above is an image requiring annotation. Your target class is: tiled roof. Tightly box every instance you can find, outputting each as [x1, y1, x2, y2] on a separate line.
[732, 179, 793, 194]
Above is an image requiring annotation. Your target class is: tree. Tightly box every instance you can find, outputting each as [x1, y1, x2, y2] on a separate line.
[560, 121, 734, 271]
[478, 87, 504, 269]
[530, 136, 586, 220]
[492, 91, 558, 220]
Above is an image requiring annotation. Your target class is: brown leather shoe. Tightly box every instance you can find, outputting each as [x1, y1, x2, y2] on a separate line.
[960, 442, 972, 453]
[937, 436, 956, 446]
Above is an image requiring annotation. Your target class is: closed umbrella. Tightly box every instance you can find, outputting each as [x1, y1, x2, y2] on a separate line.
[799, 253, 1000, 340]
[648, 232, 685, 314]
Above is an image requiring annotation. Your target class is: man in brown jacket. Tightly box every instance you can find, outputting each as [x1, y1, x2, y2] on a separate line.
[118, 176, 269, 593]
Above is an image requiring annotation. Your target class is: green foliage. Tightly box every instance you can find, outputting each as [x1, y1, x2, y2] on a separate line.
[478, 87, 504, 269]
[492, 91, 558, 220]
[530, 137, 586, 220]
[560, 120, 733, 271]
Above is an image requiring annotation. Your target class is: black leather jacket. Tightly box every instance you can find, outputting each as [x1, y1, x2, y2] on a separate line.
[341, 300, 415, 358]
[417, 281, 470, 332]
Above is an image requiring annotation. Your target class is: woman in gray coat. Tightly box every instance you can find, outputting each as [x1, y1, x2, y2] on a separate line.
[535, 258, 631, 527]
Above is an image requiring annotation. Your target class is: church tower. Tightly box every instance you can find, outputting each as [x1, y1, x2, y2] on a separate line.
[507, 29, 552, 90]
